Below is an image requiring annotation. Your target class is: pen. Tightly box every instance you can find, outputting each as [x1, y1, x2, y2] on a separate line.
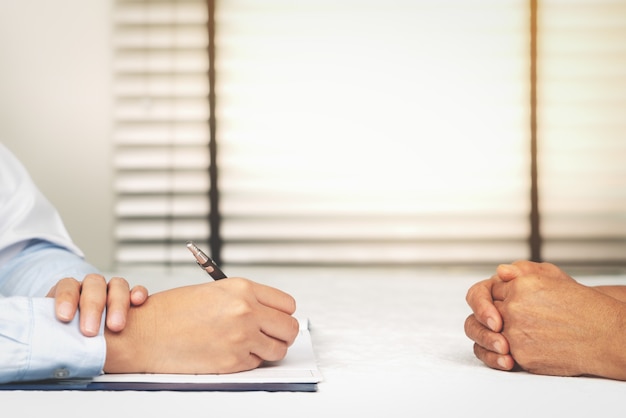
[186, 241, 228, 280]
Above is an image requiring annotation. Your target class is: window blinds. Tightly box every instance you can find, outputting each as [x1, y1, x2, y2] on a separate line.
[215, 1, 531, 266]
[112, 0, 211, 266]
[538, 1, 626, 266]
[113, 1, 626, 269]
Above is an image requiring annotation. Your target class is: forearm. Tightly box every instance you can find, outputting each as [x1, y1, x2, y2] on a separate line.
[590, 298, 626, 381]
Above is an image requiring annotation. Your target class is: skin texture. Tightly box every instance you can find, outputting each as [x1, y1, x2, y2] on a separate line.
[47, 274, 149, 336]
[103, 277, 299, 375]
[465, 260, 626, 380]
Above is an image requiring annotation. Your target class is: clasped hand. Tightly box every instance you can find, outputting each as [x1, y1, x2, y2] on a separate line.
[465, 260, 626, 380]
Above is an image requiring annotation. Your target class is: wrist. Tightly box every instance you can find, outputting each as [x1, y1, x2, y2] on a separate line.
[103, 305, 152, 374]
[590, 299, 626, 380]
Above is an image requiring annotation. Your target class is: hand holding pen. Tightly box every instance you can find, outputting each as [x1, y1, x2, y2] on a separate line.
[186, 241, 227, 280]
[105, 244, 298, 375]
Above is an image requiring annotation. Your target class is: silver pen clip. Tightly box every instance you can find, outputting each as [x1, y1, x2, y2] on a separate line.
[186, 241, 227, 280]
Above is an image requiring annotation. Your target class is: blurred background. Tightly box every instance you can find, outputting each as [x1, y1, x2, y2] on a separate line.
[1, 0, 625, 274]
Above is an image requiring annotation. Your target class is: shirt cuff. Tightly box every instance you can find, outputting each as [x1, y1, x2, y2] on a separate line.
[24, 297, 105, 382]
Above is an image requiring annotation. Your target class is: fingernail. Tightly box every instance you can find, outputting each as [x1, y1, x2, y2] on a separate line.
[84, 316, 99, 335]
[57, 302, 73, 321]
[487, 317, 497, 332]
[108, 311, 125, 329]
[493, 340, 503, 354]
[498, 264, 515, 274]
[497, 356, 509, 369]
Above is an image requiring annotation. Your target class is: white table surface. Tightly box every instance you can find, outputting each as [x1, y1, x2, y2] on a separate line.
[3, 266, 625, 418]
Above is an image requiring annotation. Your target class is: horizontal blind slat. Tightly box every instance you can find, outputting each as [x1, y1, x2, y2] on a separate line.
[223, 242, 529, 266]
[114, 122, 209, 145]
[115, 196, 209, 217]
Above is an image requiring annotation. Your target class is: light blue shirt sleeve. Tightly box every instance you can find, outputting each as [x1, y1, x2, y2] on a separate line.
[0, 241, 106, 383]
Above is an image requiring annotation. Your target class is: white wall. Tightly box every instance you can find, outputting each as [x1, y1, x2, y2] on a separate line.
[0, 0, 114, 270]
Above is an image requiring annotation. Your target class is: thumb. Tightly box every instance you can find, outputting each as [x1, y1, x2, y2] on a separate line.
[496, 263, 521, 282]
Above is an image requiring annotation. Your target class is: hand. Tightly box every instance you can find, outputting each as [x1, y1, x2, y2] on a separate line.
[492, 263, 626, 380]
[103, 278, 299, 375]
[464, 260, 551, 370]
[47, 274, 149, 337]
[465, 260, 572, 370]
[464, 269, 513, 371]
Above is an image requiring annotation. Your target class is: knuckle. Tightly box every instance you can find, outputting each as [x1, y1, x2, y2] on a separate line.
[463, 314, 475, 337]
[290, 316, 300, 336]
[62, 277, 80, 286]
[286, 295, 297, 314]
[473, 343, 504, 370]
[465, 283, 480, 304]
[472, 343, 492, 366]
[242, 355, 263, 372]
[230, 277, 253, 291]
[230, 298, 254, 318]
[283, 317, 300, 346]
[272, 341, 289, 361]
[58, 277, 80, 293]
[540, 261, 559, 275]
[263, 338, 289, 362]
[108, 276, 130, 289]
[466, 316, 499, 350]
[83, 274, 106, 289]
[215, 353, 243, 374]
[475, 323, 493, 346]
[216, 352, 262, 374]
[472, 342, 483, 359]
[85, 273, 105, 283]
